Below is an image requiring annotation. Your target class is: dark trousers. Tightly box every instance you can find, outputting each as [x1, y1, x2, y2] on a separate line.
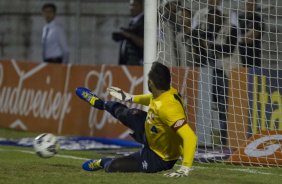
[100, 102, 176, 173]
[44, 57, 63, 64]
[212, 69, 228, 145]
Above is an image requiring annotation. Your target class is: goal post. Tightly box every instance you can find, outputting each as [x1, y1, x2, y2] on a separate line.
[145, 0, 282, 166]
[143, 0, 158, 93]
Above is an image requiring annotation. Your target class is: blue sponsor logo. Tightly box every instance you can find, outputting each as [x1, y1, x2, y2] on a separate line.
[150, 126, 158, 133]
[248, 68, 282, 135]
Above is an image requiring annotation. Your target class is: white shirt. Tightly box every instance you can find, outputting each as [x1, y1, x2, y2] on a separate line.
[131, 12, 144, 25]
[42, 19, 69, 63]
[192, 6, 239, 30]
[191, 6, 241, 75]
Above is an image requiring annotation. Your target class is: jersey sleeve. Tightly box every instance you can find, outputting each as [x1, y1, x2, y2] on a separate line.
[177, 124, 197, 167]
[159, 101, 186, 127]
[133, 93, 152, 106]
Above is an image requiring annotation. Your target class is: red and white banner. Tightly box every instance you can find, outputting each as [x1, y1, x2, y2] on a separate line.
[227, 131, 282, 166]
[0, 60, 197, 139]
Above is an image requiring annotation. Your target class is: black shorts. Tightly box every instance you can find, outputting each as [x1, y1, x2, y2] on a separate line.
[105, 101, 177, 173]
[129, 147, 177, 173]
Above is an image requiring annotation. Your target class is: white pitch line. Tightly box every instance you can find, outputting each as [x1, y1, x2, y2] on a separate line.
[3, 148, 282, 177]
[175, 164, 282, 177]
[15, 149, 89, 161]
[55, 154, 89, 161]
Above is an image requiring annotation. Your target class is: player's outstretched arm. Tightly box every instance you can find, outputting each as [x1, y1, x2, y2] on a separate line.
[165, 121, 197, 177]
[177, 124, 197, 168]
[107, 86, 152, 106]
[132, 94, 152, 106]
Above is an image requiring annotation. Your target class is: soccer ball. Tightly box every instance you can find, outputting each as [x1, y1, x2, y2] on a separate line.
[33, 133, 59, 158]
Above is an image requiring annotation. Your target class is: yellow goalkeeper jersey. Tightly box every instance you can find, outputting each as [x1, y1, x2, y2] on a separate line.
[144, 87, 186, 161]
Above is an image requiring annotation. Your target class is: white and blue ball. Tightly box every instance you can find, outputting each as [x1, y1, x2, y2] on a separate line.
[33, 133, 59, 158]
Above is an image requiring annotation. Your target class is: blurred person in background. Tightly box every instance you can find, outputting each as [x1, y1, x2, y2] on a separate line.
[158, 0, 179, 66]
[239, 0, 265, 67]
[112, 0, 144, 65]
[42, 3, 69, 64]
[192, 0, 240, 145]
[192, 0, 240, 68]
[175, 7, 195, 67]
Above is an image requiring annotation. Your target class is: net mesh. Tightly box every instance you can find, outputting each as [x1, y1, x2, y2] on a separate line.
[157, 0, 282, 166]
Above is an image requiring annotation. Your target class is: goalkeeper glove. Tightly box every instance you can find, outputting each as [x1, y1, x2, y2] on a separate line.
[164, 166, 192, 178]
[107, 87, 133, 102]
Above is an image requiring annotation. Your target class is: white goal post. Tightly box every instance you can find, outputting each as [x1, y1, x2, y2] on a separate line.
[144, 0, 282, 167]
[144, 0, 158, 93]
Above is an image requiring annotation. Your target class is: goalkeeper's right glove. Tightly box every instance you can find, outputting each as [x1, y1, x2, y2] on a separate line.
[107, 87, 133, 102]
[164, 166, 192, 177]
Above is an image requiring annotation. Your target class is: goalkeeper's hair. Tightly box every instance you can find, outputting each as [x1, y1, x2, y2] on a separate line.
[148, 62, 171, 91]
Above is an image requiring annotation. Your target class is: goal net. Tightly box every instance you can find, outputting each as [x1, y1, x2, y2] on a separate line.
[157, 0, 282, 166]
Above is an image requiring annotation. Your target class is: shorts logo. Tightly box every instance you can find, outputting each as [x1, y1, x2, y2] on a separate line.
[142, 160, 148, 170]
[173, 119, 185, 129]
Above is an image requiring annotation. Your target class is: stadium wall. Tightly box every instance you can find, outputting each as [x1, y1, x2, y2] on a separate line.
[0, 0, 282, 68]
[0, 0, 130, 65]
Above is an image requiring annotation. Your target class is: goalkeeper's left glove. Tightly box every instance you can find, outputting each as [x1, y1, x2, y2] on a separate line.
[164, 166, 192, 177]
[107, 86, 133, 102]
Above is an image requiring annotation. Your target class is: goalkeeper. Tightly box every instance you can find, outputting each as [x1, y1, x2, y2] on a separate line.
[76, 62, 197, 177]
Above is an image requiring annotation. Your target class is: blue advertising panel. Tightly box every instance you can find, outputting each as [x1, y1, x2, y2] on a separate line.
[248, 68, 282, 135]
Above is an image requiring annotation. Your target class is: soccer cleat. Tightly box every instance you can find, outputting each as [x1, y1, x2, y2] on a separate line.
[82, 159, 102, 171]
[75, 87, 105, 110]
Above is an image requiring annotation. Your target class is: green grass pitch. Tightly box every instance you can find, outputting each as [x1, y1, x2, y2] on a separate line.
[0, 128, 281, 184]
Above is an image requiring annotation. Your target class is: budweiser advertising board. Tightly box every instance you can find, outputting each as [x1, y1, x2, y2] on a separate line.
[0, 60, 197, 139]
